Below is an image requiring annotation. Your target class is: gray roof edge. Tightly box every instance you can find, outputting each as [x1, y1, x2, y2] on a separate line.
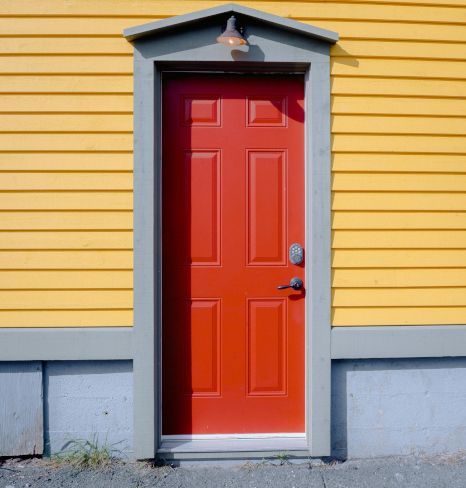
[123, 3, 338, 43]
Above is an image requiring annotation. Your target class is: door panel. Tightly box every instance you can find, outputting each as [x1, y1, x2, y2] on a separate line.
[189, 299, 221, 396]
[247, 298, 287, 396]
[247, 150, 287, 265]
[162, 74, 305, 434]
[185, 150, 221, 265]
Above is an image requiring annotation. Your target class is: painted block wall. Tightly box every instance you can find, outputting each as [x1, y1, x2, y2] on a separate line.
[0, 1, 465, 327]
[332, 358, 466, 458]
[5, 358, 466, 459]
[44, 361, 133, 457]
[0, 361, 133, 458]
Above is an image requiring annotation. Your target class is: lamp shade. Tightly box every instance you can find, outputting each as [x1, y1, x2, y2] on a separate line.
[217, 15, 247, 46]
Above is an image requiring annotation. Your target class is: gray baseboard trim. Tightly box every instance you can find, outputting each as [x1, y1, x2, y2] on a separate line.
[331, 325, 466, 359]
[0, 327, 133, 361]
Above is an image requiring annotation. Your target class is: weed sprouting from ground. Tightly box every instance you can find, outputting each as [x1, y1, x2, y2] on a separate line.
[53, 435, 124, 469]
[275, 452, 291, 465]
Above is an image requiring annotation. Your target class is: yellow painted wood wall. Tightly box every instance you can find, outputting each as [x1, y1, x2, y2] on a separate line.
[0, 0, 465, 327]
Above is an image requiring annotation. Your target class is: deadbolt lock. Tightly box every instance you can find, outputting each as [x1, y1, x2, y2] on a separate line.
[289, 243, 304, 265]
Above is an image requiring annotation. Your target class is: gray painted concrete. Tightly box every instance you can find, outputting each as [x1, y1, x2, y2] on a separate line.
[0, 362, 43, 456]
[3, 358, 466, 461]
[332, 358, 466, 459]
[44, 361, 133, 458]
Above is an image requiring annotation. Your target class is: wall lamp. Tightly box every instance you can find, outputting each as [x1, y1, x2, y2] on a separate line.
[217, 15, 247, 46]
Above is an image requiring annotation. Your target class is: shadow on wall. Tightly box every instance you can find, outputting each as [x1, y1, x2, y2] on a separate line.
[330, 44, 360, 68]
[332, 357, 466, 459]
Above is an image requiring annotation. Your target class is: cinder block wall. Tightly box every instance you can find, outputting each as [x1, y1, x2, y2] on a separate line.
[44, 361, 133, 457]
[4, 358, 466, 459]
[332, 358, 466, 458]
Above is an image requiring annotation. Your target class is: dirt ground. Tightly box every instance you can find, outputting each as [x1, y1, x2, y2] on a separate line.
[2, 454, 466, 488]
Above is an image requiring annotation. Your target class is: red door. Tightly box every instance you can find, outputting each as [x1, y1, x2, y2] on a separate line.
[162, 74, 305, 434]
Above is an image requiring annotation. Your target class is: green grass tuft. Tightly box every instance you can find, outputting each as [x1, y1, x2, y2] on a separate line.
[275, 452, 291, 465]
[53, 435, 123, 469]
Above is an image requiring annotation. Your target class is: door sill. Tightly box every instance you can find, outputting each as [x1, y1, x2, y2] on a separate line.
[158, 433, 308, 456]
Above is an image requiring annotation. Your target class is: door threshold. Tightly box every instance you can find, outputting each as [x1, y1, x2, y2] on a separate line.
[158, 433, 308, 456]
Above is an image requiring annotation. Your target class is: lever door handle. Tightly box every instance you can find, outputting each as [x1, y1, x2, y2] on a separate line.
[277, 277, 303, 290]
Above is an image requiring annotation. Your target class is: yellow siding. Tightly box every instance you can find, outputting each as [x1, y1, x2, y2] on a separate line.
[0, 1, 465, 327]
[0, 76, 133, 93]
[1, 270, 132, 289]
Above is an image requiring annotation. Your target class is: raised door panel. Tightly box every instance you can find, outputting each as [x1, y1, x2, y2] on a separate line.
[188, 299, 221, 396]
[247, 298, 287, 396]
[247, 96, 287, 127]
[247, 150, 287, 265]
[183, 96, 221, 126]
[185, 150, 221, 266]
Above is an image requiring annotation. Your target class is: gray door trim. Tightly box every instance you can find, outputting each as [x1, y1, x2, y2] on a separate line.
[123, 2, 338, 43]
[127, 9, 336, 460]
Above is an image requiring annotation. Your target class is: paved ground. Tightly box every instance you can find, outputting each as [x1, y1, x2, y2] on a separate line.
[2, 454, 466, 487]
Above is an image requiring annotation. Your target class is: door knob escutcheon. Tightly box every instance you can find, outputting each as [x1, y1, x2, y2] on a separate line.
[277, 277, 303, 290]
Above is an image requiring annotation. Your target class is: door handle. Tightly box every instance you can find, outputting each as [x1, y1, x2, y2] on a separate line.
[277, 277, 303, 291]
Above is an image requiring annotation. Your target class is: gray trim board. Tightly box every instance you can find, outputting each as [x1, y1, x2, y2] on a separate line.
[132, 49, 160, 460]
[123, 3, 338, 43]
[0, 328, 132, 361]
[127, 6, 335, 459]
[3, 324, 465, 364]
[306, 61, 332, 457]
[332, 325, 466, 359]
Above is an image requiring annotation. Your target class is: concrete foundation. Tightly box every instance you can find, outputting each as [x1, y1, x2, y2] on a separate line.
[3, 358, 466, 459]
[332, 358, 466, 459]
[44, 361, 133, 458]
